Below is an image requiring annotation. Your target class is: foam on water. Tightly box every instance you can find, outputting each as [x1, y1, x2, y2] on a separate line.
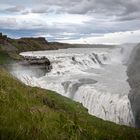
[11, 45, 136, 127]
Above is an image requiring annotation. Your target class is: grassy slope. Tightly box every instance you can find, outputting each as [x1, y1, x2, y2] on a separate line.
[9, 38, 56, 52]
[0, 69, 140, 140]
[0, 51, 10, 65]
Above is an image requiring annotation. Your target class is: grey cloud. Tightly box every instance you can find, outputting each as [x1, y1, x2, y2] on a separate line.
[67, 0, 140, 19]
[2, 0, 140, 20]
[38, 0, 140, 18]
[21, 10, 30, 15]
[1, 0, 140, 42]
[118, 12, 140, 21]
[5, 5, 25, 12]
[31, 7, 48, 14]
[4, 0, 139, 22]
[0, 18, 17, 29]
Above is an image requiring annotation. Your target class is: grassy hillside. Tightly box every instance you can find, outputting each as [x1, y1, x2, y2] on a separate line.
[0, 51, 10, 65]
[0, 69, 140, 140]
[0, 51, 20, 66]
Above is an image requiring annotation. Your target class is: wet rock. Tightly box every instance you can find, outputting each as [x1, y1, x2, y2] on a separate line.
[78, 78, 97, 84]
[23, 56, 52, 72]
[127, 43, 140, 128]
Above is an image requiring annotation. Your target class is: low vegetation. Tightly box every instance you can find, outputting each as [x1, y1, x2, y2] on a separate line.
[0, 51, 10, 65]
[0, 69, 140, 140]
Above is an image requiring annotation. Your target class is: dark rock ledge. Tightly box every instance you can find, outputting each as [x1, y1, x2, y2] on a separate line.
[22, 56, 52, 72]
[127, 43, 140, 128]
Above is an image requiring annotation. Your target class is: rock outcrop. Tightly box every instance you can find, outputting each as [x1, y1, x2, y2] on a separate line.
[23, 56, 52, 72]
[127, 43, 140, 128]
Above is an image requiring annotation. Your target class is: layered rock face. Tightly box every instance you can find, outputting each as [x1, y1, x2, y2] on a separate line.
[23, 56, 52, 72]
[127, 44, 140, 128]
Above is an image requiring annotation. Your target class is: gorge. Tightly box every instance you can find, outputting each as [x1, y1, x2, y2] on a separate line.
[10, 43, 140, 128]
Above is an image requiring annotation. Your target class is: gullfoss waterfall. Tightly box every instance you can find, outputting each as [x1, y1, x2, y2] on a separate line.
[11, 45, 136, 127]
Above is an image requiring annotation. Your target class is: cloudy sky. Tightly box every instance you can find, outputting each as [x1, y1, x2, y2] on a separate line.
[0, 0, 140, 44]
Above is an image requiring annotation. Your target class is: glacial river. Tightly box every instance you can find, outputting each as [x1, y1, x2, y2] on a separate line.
[11, 45, 136, 127]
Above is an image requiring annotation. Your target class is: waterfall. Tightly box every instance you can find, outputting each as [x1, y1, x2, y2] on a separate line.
[11, 46, 136, 127]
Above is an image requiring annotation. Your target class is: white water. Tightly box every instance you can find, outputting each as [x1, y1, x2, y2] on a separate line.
[11, 45, 136, 127]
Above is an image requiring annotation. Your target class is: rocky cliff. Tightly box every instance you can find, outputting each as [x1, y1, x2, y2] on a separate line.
[127, 43, 140, 128]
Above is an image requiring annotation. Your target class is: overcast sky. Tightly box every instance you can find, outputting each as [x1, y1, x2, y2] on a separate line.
[0, 0, 140, 44]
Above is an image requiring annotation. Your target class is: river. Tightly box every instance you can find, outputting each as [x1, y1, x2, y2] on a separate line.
[11, 44, 136, 127]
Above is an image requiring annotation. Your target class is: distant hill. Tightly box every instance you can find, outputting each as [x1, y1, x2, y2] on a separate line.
[0, 33, 115, 53]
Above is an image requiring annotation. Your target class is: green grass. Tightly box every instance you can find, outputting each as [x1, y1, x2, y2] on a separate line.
[10, 39, 47, 52]
[0, 69, 140, 140]
[0, 51, 10, 65]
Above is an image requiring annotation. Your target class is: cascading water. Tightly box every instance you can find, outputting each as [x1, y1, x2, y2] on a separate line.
[11, 45, 136, 127]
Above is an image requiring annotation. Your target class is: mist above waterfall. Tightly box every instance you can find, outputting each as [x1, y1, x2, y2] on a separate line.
[11, 44, 137, 127]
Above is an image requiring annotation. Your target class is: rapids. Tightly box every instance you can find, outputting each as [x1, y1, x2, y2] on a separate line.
[11, 44, 136, 127]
